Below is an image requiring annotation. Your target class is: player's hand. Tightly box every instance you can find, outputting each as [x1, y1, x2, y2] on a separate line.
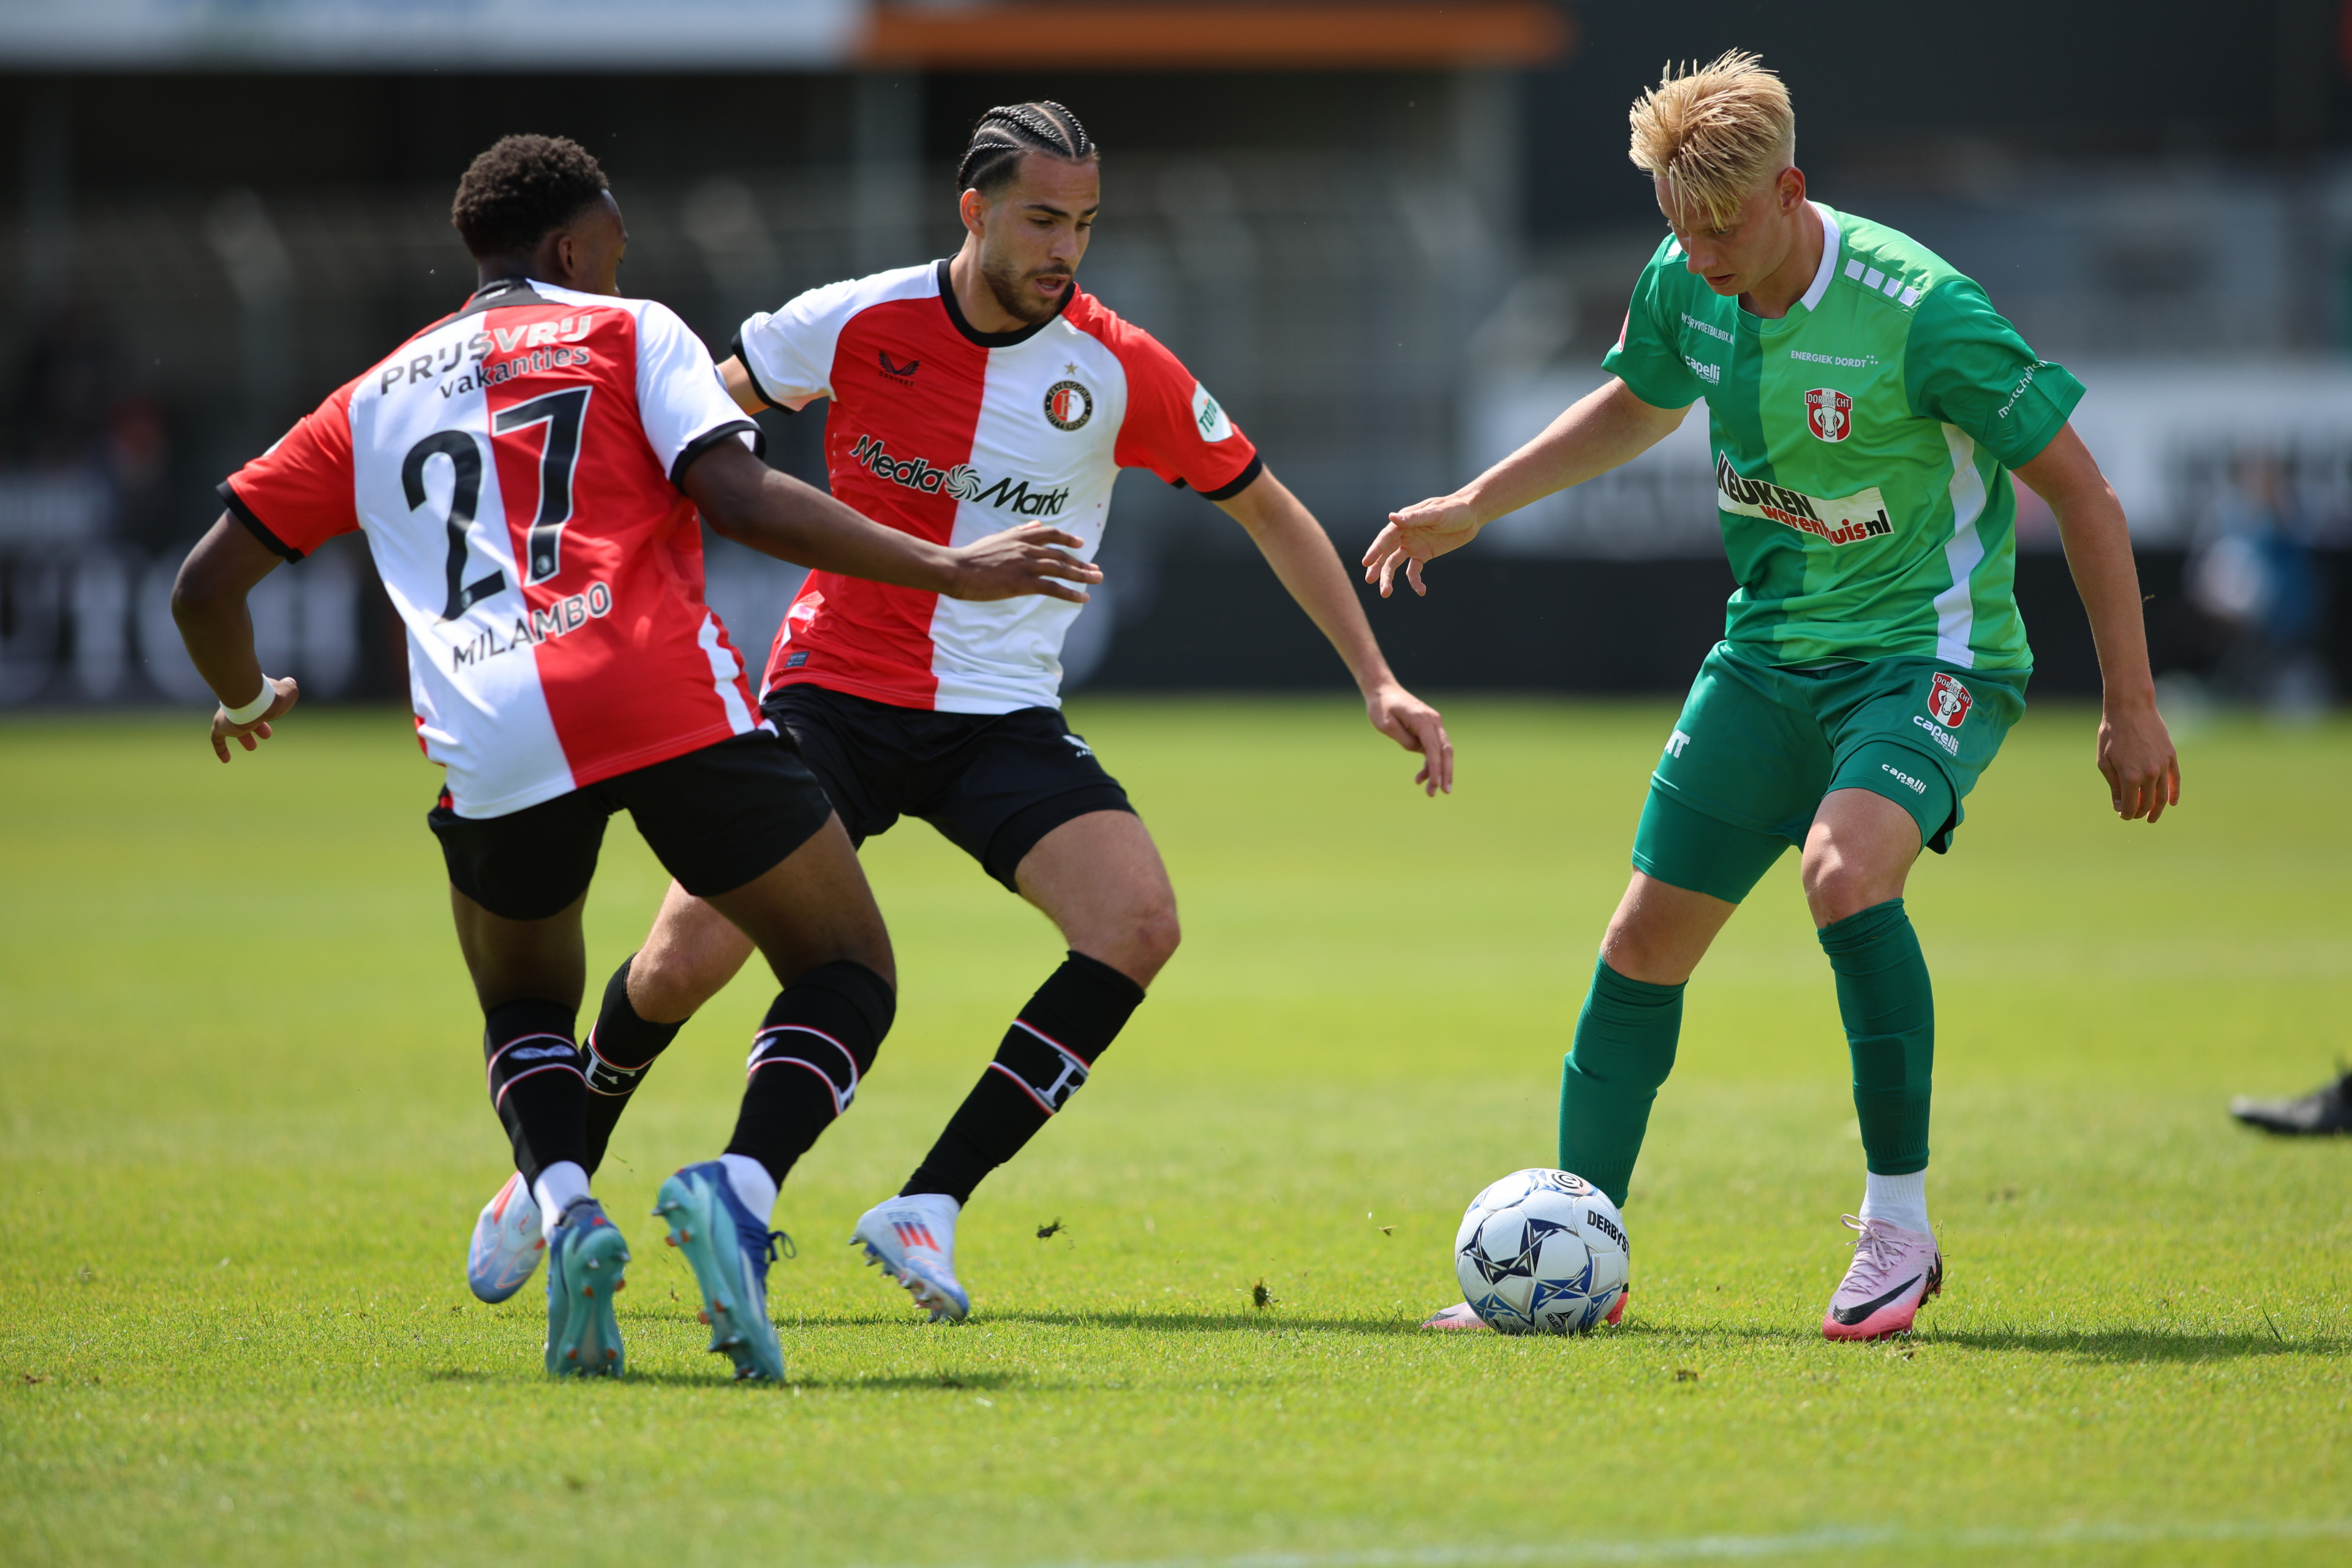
[1367, 681, 1453, 796]
[2097, 696, 2179, 823]
[209, 676, 300, 764]
[1363, 492, 1483, 598]
[946, 523, 1104, 603]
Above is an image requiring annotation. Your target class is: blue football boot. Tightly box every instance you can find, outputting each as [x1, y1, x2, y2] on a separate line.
[654, 1162, 793, 1382]
[543, 1197, 629, 1378]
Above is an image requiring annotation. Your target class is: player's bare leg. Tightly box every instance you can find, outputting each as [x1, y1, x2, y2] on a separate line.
[1014, 810, 1182, 987]
[1597, 873, 1738, 986]
[1798, 788, 1918, 925]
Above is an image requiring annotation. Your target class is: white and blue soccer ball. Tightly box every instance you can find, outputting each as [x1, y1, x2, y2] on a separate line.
[1453, 1168, 1629, 1334]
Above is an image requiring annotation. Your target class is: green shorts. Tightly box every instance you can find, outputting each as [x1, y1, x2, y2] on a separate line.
[1630, 641, 2028, 905]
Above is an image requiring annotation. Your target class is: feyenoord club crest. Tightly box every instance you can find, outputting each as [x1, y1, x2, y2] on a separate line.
[1805, 386, 1853, 442]
[1928, 672, 1973, 727]
[1043, 379, 1093, 431]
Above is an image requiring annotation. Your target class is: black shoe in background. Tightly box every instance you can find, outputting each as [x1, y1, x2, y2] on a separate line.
[2230, 1070, 2352, 1136]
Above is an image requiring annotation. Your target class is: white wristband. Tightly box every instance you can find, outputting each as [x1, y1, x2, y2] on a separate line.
[221, 677, 277, 726]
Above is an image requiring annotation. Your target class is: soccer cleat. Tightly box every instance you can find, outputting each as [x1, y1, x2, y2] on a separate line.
[1419, 1302, 1491, 1332]
[850, 1194, 970, 1323]
[2230, 1069, 2352, 1136]
[654, 1162, 790, 1382]
[467, 1172, 546, 1304]
[1822, 1215, 1942, 1341]
[543, 1197, 629, 1377]
[1420, 1284, 1627, 1333]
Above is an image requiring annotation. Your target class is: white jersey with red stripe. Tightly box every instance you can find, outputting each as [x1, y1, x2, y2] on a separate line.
[734, 260, 1261, 713]
[220, 276, 766, 818]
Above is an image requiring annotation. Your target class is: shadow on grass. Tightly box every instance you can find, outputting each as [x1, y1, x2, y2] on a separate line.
[874, 1308, 1434, 1338]
[600, 1366, 1050, 1392]
[1920, 1325, 2346, 1362]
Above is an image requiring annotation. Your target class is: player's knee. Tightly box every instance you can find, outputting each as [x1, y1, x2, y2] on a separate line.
[1132, 895, 1182, 970]
[1801, 851, 1894, 925]
[1077, 889, 1178, 984]
[1599, 907, 1698, 987]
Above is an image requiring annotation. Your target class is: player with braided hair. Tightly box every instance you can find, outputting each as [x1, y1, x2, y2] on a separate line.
[463, 100, 1453, 1324]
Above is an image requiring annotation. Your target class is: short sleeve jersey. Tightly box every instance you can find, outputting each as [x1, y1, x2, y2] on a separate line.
[220, 277, 765, 817]
[1603, 203, 2082, 671]
[733, 260, 1261, 712]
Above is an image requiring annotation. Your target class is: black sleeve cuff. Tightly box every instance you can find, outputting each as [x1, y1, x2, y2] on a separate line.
[1196, 453, 1265, 503]
[671, 420, 765, 488]
[216, 481, 303, 562]
[726, 331, 790, 412]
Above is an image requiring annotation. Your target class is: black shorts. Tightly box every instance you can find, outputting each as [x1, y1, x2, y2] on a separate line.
[763, 684, 1133, 892]
[428, 730, 835, 921]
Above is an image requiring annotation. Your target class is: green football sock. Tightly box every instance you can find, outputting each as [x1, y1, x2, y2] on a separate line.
[1818, 897, 1934, 1176]
[1558, 957, 1684, 1208]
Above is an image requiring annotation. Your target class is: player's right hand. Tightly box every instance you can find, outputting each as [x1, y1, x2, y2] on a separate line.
[947, 523, 1103, 603]
[209, 676, 300, 764]
[1363, 493, 1483, 598]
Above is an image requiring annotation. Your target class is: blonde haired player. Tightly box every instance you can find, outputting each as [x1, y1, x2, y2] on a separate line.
[1371, 53, 2179, 1339]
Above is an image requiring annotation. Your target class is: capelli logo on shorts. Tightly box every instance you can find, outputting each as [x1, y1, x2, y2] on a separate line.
[1910, 714, 1960, 756]
[1881, 762, 1927, 795]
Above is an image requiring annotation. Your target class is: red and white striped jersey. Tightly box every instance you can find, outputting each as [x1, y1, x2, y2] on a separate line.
[220, 277, 765, 818]
[734, 260, 1261, 712]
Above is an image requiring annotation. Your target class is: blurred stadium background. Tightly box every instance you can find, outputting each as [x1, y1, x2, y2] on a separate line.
[1, 0, 2348, 712]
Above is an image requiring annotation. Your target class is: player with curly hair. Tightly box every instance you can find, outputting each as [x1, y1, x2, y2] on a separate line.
[173, 134, 1096, 1381]
[461, 104, 1453, 1325]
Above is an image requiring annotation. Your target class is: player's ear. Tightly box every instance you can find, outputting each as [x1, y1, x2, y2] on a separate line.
[959, 186, 989, 238]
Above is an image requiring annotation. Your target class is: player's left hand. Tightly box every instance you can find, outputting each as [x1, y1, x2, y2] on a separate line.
[2097, 696, 2179, 823]
[1367, 682, 1452, 796]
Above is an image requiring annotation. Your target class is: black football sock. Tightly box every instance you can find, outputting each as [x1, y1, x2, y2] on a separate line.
[902, 951, 1146, 1205]
[483, 998, 589, 1188]
[723, 961, 896, 1186]
[581, 955, 687, 1176]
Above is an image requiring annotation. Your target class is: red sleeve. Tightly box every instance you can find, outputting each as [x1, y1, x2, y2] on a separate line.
[1100, 314, 1263, 501]
[218, 381, 360, 561]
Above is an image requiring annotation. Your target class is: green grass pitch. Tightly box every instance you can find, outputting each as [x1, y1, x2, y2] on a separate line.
[2, 697, 2348, 1566]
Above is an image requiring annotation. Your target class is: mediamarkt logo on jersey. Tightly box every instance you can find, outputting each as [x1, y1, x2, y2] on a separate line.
[1713, 454, 1893, 547]
[848, 434, 1069, 518]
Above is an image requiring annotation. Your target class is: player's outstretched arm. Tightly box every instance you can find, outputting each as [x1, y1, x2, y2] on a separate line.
[2014, 423, 2180, 823]
[1363, 378, 1689, 598]
[1214, 466, 1453, 796]
[683, 439, 1102, 603]
[171, 514, 303, 763]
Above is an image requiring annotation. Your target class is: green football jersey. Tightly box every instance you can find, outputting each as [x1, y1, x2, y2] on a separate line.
[1600, 202, 2082, 671]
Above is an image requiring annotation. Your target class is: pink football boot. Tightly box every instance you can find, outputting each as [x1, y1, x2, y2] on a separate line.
[1419, 1286, 1628, 1332]
[1822, 1215, 1942, 1341]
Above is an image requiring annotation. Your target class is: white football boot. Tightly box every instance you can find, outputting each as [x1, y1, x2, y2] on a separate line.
[466, 1171, 546, 1303]
[849, 1194, 970, 1322]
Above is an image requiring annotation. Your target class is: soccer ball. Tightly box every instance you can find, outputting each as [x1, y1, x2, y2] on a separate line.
[1453, 1168, 1629, 1334]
